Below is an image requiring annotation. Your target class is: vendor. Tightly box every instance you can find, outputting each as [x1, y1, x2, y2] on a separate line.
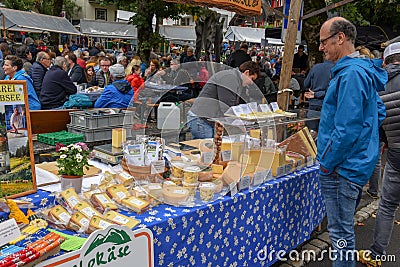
[94, 63, 133, 108]
[187, 61, 260, 139]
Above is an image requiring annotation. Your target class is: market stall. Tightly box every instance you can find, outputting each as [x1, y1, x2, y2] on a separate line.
[224, 26, 284, 45]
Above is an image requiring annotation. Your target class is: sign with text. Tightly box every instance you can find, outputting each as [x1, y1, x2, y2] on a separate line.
[281, 0, 303, 44]
[164, 0, 262, 16]
[0, 81, 37, 198]
[37, 226, 154, 267]
[0, 219, 21, 247]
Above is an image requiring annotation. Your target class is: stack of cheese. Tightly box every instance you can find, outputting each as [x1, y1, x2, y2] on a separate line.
[49, 188, 140, 233]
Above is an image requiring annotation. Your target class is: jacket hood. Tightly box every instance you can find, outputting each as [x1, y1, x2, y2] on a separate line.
[113, 80, 132, 94]
[332, 56, 387, 92]
[385, 63, 400, 81]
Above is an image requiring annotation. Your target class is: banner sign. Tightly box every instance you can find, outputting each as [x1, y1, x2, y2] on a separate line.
[164, 0, 262, 16]
[37, 226, 154, 267]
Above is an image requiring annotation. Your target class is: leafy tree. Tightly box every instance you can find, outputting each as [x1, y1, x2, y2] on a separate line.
[102, 0, 201, 63]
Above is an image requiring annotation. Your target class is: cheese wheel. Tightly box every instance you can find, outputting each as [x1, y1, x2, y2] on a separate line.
[162, 186, 189, 205]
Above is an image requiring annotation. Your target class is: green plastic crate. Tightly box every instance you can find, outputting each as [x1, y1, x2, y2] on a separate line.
[37, 130, 85, 146]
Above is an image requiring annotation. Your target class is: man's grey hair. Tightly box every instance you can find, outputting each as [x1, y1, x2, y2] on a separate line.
[117, 55, 127, 64]
[170, 59, 179, 66]
[54, 56, 67, 68]
[73, 49, 82, 58]
[36, 51, 49, 62]
[330, 18, 357, 44]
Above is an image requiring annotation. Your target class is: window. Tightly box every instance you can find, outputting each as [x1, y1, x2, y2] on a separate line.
[95, 8, 107, 21]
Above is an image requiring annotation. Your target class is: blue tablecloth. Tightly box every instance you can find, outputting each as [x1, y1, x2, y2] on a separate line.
[7, 165, 324, 267]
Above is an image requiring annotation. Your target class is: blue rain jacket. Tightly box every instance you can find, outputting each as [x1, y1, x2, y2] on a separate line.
[317, 56, 387, 185]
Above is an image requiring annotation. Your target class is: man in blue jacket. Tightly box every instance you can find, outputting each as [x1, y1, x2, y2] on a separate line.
[317, 17, 387, 266]
[94, 64, 133, 108]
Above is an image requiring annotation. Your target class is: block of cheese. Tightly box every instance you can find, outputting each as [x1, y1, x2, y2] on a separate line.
[112, 128, 126, 148]
[278, 130, 316, 159]
[83, 189, 102, 200]
[90, 193, 118, 212]
[74, 201, 101, 219]
[242, 149, 285, 176]
[49, 205, 71, 224]
[162, 186, 190, 205]
[221, 161, 242, 185]
[60, 188, 81, 209]
[131, 186, 148, 199]
[143, 183, 163, 199]
[249, 129, 261, 139]
[89, 215, 115, 233]
[104, 210, 140, 229]
[106, 184, 130, 203]
[121, 196, 150, 213]
[211, 164, 224, 174]
[286, 151, 306, 167]
[302, 127, 317, 156]
[116, 171, 134, 187]
[231, 142, 244, 162]
[68, 211, 90, 231]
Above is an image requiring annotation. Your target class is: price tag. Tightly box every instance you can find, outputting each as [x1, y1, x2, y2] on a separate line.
[151, 160, 165, 174]
[201, 151, 214, 164]
[266, 169, 273, 181]
[0, 219, 21, 247]
[277, 166, 285, 177]
[285, 163, 293, 174]
[238, 175, 251, 191]
[297, 160, 303, 170]
[252, 171, 265, 186]
[270, 102, 280, 112]
[306, 156, 314, 167]
[248, 102, 258, 112]
[229, 182, 238, 197]
[259, 104, 271, 112]
[231, 106, 244, 116]
[221, 150, 232, 161]
[239, 104, 252, 114]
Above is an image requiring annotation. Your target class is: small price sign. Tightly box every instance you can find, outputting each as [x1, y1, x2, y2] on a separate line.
[229, 182, 238, 197]
[151, 160, 165, 174]
[238, 175, 251, 191]
[221, 150, 232, 161]
[306, 156, 314, 167]
[252, 171, 265, 186]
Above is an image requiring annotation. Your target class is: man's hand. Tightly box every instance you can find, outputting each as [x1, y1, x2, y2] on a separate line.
[304, 89, 315, 99]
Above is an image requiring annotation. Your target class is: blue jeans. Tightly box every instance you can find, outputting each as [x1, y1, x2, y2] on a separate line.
[319, 172, 363, 267]
[187, 113, 214, 139]
[370, 161, 400, 257]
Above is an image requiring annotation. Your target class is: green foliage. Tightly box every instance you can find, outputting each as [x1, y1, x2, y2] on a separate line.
[54, 142, 91, 176]
[3, 0, 80, 18]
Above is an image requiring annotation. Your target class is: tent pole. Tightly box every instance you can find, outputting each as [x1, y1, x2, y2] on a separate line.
[2, 14, 6, 39]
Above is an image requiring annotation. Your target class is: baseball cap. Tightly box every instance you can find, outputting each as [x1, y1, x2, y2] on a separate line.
[384, 42, 400, 60]
[109, 63, 125, 78]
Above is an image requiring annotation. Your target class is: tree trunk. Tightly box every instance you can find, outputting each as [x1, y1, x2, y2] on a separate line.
[136, 0, 155, 65]
[302, 0, 328, 66]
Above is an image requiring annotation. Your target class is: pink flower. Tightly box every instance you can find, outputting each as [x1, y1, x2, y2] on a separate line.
[55, 142, 65, 152]
[76, 142, 88, 150]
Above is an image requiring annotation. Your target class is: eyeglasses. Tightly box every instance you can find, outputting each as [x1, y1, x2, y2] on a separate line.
[319, 32, 340, 47]
[101, 65, 110, 67]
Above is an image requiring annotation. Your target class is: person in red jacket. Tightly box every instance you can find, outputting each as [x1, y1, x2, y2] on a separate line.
[126, 65, 144, 102]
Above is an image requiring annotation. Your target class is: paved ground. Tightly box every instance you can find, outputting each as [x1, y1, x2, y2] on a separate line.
[273, 187, 400, 267]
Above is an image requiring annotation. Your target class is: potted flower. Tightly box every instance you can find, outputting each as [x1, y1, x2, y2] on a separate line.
[55, 142, 90, 193]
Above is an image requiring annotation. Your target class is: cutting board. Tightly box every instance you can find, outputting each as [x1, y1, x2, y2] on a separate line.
[35, 161, 102, 178]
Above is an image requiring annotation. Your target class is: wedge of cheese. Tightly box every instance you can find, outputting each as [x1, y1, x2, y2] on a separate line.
[221, 161, 242, 185]
[211, 164, 224, 174]
[68, 211, 90, 231]
[90, 193, 118, 212]
[89, 215, 115, 232]
[302, 127, 317, 156]
[121, 196, 150, 213]
[104, 210, 140, 229]
[278, 130, 316, 159]
[74, 201, 101, 219]
[117, 171, 134, 187]
[60, 188, 80, 209]
[49, 205, 71, 224]
[106, 184, 130, 203]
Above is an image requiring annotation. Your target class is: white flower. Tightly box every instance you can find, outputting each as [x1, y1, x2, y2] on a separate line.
[59, 147, 68, 151]
[60, 154, 67, 159]
[73, 145, 82, 152]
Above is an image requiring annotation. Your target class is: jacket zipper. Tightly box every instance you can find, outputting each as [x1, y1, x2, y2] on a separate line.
[322, 140, 332, 160]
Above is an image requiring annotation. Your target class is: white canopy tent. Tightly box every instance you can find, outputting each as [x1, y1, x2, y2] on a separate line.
[0, 8, 80, 35]
[159, 25, 196, 45]
[224, 26, 284, 45]
[79, 19, 137, 39]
